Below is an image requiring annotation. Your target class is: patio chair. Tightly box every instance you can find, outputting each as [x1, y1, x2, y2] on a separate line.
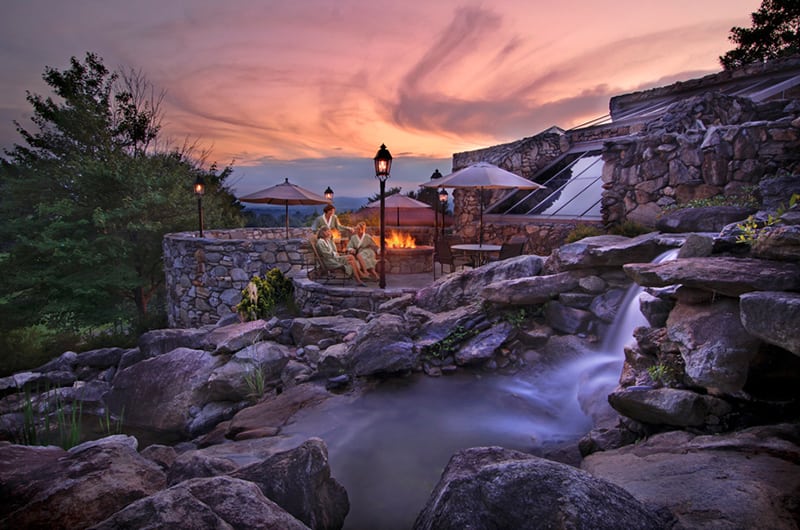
[435, 239, 472, 273]
[488, 237, 527, 262]
[307, 235, 349, 284]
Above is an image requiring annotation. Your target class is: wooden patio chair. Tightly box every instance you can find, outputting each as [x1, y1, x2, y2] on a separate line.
[308, 235, 349, 284]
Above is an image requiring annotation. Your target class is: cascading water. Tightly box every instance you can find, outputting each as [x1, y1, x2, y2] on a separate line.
[567, 248, 680, 424]
[277, 248, 680, 529]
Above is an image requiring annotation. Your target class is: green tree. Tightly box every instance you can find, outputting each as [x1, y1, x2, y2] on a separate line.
[720, 0, 800, 69]
[366, 186, 402, 204]
[0, 53, 243, 339]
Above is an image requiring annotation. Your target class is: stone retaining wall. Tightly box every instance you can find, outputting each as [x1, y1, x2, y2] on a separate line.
[163, 228, 312, 328]
[164, 226, 436, 327]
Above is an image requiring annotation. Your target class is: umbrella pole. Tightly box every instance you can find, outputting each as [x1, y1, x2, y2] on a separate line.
[285, 203, 289, 238]
[479, 188, 484, 246]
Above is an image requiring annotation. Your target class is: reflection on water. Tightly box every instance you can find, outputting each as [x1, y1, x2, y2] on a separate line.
[282, 367, 594, 529]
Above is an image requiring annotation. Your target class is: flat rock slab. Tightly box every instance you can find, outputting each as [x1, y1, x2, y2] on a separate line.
[582, 424, 800, 530]
[624, 257, 800, 297]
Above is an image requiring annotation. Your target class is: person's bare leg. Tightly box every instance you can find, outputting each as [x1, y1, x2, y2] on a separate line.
[348, 256, 366, 285]
[356, 254, 370, 277]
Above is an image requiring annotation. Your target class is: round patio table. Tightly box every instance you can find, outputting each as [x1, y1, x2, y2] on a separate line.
[450, 243, 502, 266]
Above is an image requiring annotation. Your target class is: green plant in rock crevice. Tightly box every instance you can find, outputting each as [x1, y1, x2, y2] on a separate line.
[244, 364, 267, 401]
[647, 363, 671, 386]
[735, 192, 798, 245]
[424, 325, 478, 359]
[99, 406, 125, 436]
[17, 384, 86, 449]
[236, 268, 295, 321]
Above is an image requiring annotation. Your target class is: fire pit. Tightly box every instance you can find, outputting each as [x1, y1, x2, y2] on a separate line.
[383, 230, 433, 274]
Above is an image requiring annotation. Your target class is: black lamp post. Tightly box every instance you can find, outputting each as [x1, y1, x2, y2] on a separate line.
[324, 186, 334, 201]
[430, 169, 443, 238]
[438, 187, 448, 237]
[430, 169, 443, 280]
[373, 143, 392, 289]
[194, 175, 205, 237]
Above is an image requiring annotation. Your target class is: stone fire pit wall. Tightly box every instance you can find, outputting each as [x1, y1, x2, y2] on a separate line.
[164, 226, 438, 327]
[163, 228, 312, 328]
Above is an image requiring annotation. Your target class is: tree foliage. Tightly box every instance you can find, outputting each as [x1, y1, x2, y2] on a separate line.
[0, 53, 243, 340]
[720, 0, 800, 69]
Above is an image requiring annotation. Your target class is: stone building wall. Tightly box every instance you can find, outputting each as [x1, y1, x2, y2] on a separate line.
[602, 94, 800, 225]
[449, 93, 799, 251]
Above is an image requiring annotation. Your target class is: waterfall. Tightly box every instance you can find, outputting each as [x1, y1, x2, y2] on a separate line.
[569, 248, 680, 424]
[601, 248, 680, 353]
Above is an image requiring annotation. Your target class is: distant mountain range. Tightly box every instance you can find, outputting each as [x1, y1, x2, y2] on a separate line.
[240, 196, 370, 215]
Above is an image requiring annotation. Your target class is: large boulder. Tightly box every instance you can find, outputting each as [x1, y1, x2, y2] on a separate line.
[752, 224, 800, 262]
[224, 383, 333, 441]
[655, 205, 755, 233]
[454, 322, 513, 365]
[582, 424, 800, 530]
[544, 233, 670, 272]
[349, 313, 417, 376]
[740, 291, 800, 355]
[137, 327, 208, 358]
[624, 257, 800, 297]
[90, 475, 309, 529]
[106, 347, 222, 436]
[608, 387, 732, 427]
[202, 319, 272, 355]
[481, 271, 581, 305]
[413, 446, 670, 530]
[415, 255, 544, 312]
[206, 340, 293, 401]
[0, 436, 166, 529]
[289, 316, 365, 348]
[232, 438, 349, 530]
[667, 299, 761, 393]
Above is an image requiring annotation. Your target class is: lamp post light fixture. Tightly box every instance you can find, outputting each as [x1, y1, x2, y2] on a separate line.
[324, 186, 334, 201]
[194, 175, 206, 238]
[438, 187, 448, 237]
[373, 143, 392, 289]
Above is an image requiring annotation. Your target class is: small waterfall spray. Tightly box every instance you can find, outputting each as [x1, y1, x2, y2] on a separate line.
[567, 248, 680, 424]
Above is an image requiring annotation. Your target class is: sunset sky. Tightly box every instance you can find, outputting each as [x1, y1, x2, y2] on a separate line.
[0, 1, 761, 199]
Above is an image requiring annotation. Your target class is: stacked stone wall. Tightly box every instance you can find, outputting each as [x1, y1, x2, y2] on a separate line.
[602, 95, 800, 226]
[163, 229, 311, 328]
[449, 92, 800, 249]
[164, 226, 439, 327]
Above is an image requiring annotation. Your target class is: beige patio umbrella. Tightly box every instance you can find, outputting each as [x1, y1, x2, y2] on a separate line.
[239, 177, 331, 237]
[365, 193, 431, 226]
[420, 162, 546, 244]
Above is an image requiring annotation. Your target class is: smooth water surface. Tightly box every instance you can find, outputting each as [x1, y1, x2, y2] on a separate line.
[282, 366, 594, 529]
[281, 248, 680, 529]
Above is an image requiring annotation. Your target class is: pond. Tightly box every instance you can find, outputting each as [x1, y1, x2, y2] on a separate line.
[281, 357, 607, 529]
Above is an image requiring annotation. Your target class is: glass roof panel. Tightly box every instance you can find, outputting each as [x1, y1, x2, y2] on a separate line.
[525, 154, 603, 218]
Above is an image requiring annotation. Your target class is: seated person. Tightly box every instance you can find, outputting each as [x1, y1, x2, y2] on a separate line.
[311, 204, 352, 236]
[316, 227, 367, 286]
[347, 222, 380, 281]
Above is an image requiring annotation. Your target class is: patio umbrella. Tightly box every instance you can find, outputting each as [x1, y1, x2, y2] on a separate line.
[421, 162, 546, 244]
[239, 177, 331, 237]
[365, 193, 431, 226]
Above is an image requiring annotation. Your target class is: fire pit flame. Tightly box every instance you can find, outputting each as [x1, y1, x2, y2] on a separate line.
[385, 230, 416, 249]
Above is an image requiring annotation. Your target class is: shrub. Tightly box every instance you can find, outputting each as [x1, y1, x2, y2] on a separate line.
[235, 268, 295, 321]
[565, 224, 604, 243]
[608, 220, 651, 237]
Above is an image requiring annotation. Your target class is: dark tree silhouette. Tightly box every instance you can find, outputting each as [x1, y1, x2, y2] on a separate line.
[720, 0, 800, 69]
